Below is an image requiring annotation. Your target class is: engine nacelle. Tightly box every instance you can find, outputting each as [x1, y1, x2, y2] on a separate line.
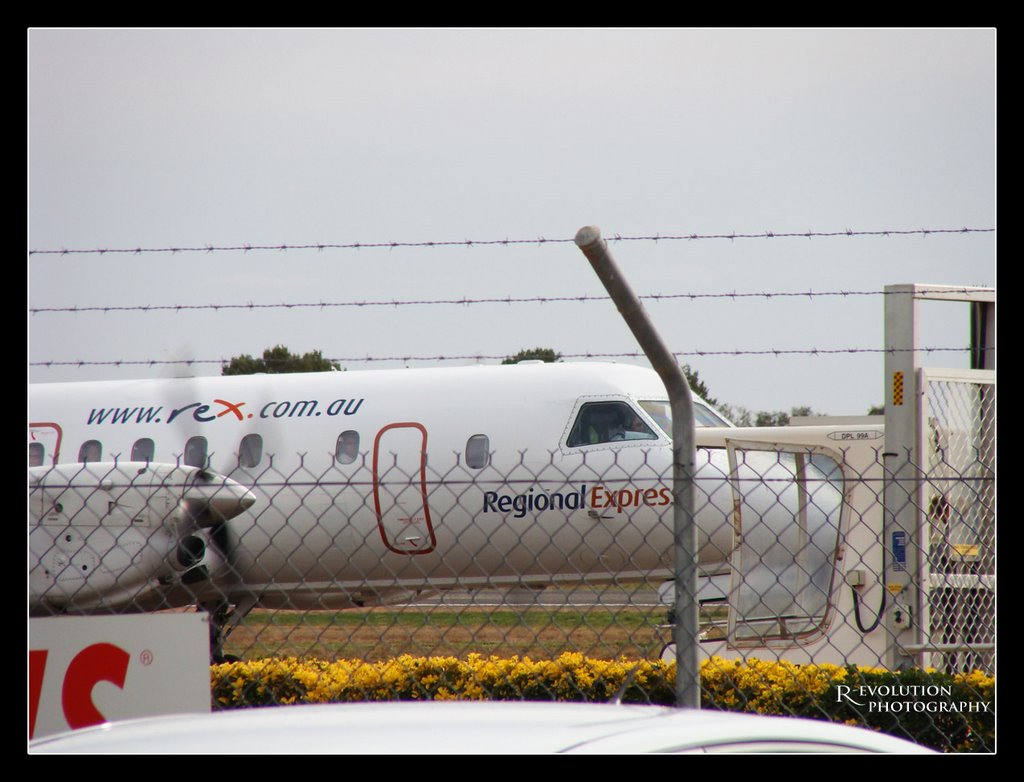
[29, 462, 255, 615]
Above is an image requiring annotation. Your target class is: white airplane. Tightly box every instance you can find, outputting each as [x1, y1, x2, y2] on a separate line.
[30, 361, 861, 661]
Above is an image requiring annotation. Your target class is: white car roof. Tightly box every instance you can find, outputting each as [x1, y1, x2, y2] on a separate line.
[30, 701, 933, 754]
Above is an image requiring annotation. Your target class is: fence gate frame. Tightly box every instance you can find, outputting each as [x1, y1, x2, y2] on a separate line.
[882, 283, 995, 672]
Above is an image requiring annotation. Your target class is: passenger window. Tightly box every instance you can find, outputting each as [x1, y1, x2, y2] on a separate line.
[184, 436, 208, 468]
[78, 440, 102, 463]
[29, 442, 44, 467]
[465, 434, 490, 469]
[238, 434, 263, 468]
[131, 438, 155, 462]
[567, 403, 658, 447]
[335, 431, 360, 465]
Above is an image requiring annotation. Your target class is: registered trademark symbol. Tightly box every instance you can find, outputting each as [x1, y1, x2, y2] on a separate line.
[140, 649, 154, 666]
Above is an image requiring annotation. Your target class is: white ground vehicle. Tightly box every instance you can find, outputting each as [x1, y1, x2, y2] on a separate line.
[29, 701, 933, 754]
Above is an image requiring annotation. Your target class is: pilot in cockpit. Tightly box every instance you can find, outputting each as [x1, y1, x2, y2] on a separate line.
[585, 406, 621, 443]
[611, 410, 655, 441]
[573, 404, 657, 446]
[607, 411, 627, 441]
[624, 412, 655, 440]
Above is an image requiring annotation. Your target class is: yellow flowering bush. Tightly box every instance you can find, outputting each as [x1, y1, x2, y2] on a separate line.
[210, 654, 993, 752]
[212, 653, 675, 708]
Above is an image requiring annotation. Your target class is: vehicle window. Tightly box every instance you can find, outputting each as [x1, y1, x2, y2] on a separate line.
[238, 434, 263, 468]
[727, 448, 844, 643]
[184, 436, 208, 468]
[78, 440, 102, 463]
[567, 402, 658, 447]
[131, 438, 155, 462]
[29, 442, 44, 467]
[465, 434, 489, 469]
[335, 431, 360, 465]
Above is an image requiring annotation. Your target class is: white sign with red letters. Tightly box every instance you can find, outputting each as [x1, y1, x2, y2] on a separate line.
[29, 613, 211, 740]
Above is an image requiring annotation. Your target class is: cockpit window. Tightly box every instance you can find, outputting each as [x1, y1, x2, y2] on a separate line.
[567, 402, 659, 447]
[639, 400, 732, 434]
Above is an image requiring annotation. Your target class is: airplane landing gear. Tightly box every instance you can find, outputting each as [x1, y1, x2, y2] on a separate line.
[201, 597, 256, 663]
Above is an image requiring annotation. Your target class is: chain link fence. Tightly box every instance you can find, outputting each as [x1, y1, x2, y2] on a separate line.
[30, 389, 994, 749]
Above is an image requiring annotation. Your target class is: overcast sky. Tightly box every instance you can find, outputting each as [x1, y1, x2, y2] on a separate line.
[28, 28, 995, 416]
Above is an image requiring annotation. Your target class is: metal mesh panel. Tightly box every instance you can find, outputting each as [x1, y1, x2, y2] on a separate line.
[920, 374, 995, 675]
[30, 440, 993, 666]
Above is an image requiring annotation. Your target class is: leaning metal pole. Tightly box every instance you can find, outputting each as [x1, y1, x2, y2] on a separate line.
[574, 225, 700, 709]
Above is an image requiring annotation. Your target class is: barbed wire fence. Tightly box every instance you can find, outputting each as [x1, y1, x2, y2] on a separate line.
[26, 226, 995, 257]
[27, 346, 990, 370]
[28, 429, 995, 748]
[24, 286, 999, 316]
[29, 226, 995, 750]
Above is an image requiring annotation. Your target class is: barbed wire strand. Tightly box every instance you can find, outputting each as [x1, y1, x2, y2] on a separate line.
[29, 287, 994, 315]
[28, 227, 994, 257]
[29, 346, 990, 369]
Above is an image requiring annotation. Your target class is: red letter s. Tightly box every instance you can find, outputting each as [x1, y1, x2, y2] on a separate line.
[61, 643, 131, 730]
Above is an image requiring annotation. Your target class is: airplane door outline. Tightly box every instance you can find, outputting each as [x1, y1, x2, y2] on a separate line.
[30, 422, 63, 466]
[372, 422, 437, 555]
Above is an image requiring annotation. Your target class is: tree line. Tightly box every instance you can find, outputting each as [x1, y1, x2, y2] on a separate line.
[222, 345, 881, 423]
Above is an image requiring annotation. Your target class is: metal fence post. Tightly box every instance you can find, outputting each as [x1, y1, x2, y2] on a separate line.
[574, 225, 700, 709]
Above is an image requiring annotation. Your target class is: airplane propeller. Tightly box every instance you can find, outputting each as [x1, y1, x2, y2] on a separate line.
[151, 345, 290, 658]
[149, 346, 253, 635]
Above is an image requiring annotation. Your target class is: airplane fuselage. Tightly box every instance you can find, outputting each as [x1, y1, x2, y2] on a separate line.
[30, 363, 739, 613]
